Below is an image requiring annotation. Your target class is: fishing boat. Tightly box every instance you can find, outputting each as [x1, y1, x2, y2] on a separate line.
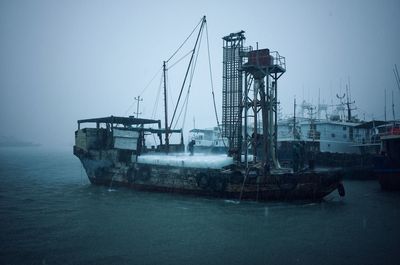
[275, 101, 384, 178]
[74, 16, 345, 201]
[190, 96, 384, 178]
[374, 122, 400, 190]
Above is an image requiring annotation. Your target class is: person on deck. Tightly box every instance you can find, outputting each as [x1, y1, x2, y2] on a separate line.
[188, 139, 195, 156]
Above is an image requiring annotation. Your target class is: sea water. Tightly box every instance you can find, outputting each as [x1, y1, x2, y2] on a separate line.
[1, 147, 399, 265]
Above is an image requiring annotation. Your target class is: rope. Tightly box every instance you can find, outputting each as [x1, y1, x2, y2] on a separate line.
[174, 91, 190, 130]
[173, 27, 203, 130]
[166, 17, 203, 63]
[206, 23, 226, 148]
[239, 169, 249, 202]
[80, 164, 83, 185]
[151, 74, 164, 119]
[139, 66, 162, 97]
[125, 15, 206, 121]
[181, 92, 190, 130]
[169, 18, 206, 129]
[169, 50, 193, 70]
[124, 66, 162, 116]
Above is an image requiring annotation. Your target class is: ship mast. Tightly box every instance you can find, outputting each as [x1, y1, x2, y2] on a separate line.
[161, 16, 206, 153]
[293, 98, 297, 140]
[345, 84, 355, 121]
[336, 84, 355, 122]
[163, 61, 169, 152]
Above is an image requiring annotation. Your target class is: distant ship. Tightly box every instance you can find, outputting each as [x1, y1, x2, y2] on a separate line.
[74, 16, 344, 201]
[189, 101, 387, 179]
[275, 99, 385, 173]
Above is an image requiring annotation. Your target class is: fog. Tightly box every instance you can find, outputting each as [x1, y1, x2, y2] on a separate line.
[1, 0, 399, 147]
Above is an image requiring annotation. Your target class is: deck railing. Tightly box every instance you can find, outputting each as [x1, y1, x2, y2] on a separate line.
[270, 51, 286, 70]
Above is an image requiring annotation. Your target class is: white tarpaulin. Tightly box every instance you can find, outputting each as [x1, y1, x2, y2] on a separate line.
[137, 153, 233, 169]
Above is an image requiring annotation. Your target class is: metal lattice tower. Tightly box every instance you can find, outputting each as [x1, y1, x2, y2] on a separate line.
[242, 48, 286, 170]
[222, 31, 246, 155]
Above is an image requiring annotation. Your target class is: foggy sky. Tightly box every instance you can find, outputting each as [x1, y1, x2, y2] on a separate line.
[1, 0, 399, 147]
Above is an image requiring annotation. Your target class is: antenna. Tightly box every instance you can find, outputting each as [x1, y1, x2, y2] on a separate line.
[318, 88, 320, 119]
[307, 106, 317, 141]
[348, 76, 352, 100]
[134, 96, 143, 118]
[336, 93, 345, 121]
[392, 90, 396, 121]
[346, 84, 355, 121]
[336, 81, 356, 122]
[394, 64, 400, 92]
[384, 89, 387, 121]
[293, 97, 298, 140]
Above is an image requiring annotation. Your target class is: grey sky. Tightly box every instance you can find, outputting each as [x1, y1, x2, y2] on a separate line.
[1, 0, 399, 147]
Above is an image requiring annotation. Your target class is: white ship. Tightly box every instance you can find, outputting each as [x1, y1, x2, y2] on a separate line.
[188, 127, 228, 154]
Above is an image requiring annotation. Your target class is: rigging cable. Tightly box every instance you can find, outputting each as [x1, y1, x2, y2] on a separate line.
[166, 17, 203, 63]
[151, 73, 164, 119]
[180, 91, 190, 130]
[168, 50, 193, 70]
[173, 26, 203, 130]
[169, 17, 206, 129]
[124, 66, 162, 116]
[206, 22, 227, 148]
[174, 89, 190, 130]
[180, 54, 198, 130]
[168, 48, 195, 128]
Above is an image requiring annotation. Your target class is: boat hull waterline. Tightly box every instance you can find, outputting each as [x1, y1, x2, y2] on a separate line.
[75, 147, 344, 201]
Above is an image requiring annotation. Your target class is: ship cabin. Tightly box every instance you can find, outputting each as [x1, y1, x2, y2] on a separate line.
[74, 116, 184, 159]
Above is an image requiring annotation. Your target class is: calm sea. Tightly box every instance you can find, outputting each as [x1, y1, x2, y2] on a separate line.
[0, 147, 399, 265]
